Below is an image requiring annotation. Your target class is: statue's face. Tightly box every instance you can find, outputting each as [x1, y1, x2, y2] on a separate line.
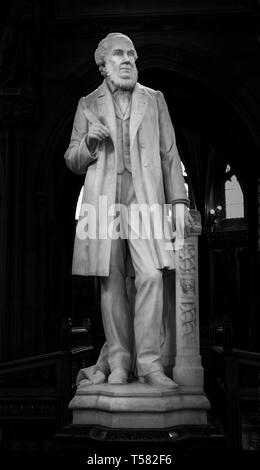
[105, 37, 137, 82]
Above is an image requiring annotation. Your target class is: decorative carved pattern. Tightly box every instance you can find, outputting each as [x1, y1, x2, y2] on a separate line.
[180, 302, 196, 345]
[179, 245, 195, 274]
[180, 277, 195, 296]
[176, 241, 197, 347]
[189, 209, 202, 235]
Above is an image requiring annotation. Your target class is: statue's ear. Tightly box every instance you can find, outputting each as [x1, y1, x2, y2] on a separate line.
[99, 64, 106, 77]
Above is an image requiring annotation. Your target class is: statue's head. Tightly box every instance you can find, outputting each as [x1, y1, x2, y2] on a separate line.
[95, 32, 138, 90]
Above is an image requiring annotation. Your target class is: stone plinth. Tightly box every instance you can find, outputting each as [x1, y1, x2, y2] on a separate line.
[69, 381, 210, 429]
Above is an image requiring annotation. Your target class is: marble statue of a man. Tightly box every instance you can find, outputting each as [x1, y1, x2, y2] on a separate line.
[64, 32, 194, 389]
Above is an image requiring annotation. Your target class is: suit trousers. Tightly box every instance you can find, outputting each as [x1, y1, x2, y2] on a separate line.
[99, 170, 164, 377]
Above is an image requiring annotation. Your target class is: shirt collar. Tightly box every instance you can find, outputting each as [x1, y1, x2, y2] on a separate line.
[106, 79, 117, 94]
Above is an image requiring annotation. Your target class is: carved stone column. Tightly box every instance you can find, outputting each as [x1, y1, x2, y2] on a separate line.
[173, 210, 204, 388]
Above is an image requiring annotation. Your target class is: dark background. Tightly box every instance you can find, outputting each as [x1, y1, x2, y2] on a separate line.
[0, 0, 259, 457]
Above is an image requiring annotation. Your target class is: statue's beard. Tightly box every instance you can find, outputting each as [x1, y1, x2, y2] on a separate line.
[105, 62, 138, 90]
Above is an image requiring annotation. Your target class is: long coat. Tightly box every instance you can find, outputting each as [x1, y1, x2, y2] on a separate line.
[64, 80, 188, 276]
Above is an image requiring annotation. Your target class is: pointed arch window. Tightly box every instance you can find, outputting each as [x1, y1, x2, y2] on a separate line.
[224, 164, 244, 219]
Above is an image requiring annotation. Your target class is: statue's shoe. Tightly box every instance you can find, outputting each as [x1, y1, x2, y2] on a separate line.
[143, 371, 179, 389]
[76, 366, 106, 386]
[108, 368, 128, 385]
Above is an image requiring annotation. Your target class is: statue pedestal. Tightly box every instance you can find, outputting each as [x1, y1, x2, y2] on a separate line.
[69, 381, 210, 429]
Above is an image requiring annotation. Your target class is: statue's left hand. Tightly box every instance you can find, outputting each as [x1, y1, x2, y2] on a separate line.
[172, 203, 195, 239]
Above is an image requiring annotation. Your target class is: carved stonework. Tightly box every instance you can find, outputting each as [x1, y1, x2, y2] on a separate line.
[179, 245, 195, 274]
[177, 240, 197, 348]
[180, 302, 196, 346]
[173, 214, 206, 387]
[190, 209, 202, 234]
[180, 277, 195, 296]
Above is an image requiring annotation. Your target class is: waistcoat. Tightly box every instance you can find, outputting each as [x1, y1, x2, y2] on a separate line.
[113, 97, 132, 174]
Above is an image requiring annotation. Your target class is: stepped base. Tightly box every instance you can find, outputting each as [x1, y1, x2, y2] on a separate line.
[69, 381, 210, 429]
[54, 420, 226, 453]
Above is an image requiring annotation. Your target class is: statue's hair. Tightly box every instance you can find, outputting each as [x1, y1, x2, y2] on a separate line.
[94, 33, 138, 76]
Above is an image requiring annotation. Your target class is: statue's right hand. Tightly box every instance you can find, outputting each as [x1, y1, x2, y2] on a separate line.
[87, 121, 110, 152]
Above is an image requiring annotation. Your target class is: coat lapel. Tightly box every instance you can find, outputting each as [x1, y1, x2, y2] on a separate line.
[96, 81, 148, 151]
[130, 83, 148, 150]
[97, 80, 117, 148]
